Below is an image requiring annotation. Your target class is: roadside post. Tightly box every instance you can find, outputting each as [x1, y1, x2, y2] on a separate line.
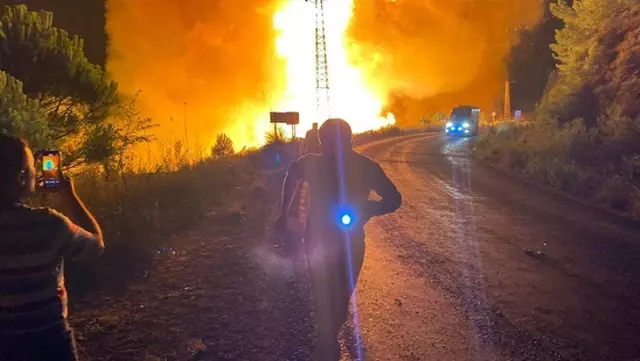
[270, 112, 306, 257]
[269, 111, 300, 157]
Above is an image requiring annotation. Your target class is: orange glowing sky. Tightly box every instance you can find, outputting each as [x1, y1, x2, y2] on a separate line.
[106, 0, 543, 150]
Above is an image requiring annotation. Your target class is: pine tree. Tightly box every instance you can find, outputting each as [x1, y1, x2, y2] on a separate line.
[507, 0, 562, 113]
[0, 70, 51, 149]
[0, 5, 119, 164]
[538, 0, 636, 125]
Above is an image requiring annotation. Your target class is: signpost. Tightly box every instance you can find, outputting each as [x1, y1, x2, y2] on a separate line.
[270, 111, 301, 155]
[270, 112, 304, 236]
[270, 111, 300, 139]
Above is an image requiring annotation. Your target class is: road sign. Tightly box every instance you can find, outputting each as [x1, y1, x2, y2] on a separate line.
[270, 112, 300, 125]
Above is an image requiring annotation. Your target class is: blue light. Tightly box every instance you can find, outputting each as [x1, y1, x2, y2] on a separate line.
[341, 214, 352, 225]
[336, 207, 357, 230]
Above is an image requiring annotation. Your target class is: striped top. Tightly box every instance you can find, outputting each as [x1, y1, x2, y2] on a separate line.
[0, 205, 103, 335]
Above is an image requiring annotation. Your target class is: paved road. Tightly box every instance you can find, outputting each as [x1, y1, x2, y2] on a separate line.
[348, 134, 640, 361]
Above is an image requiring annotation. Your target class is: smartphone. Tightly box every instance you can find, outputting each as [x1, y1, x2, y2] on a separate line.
[41, 150, 62, 188]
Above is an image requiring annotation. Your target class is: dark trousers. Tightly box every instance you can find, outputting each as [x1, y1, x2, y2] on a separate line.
[0, 321, 79, 361]
[305, 233, 366, 361]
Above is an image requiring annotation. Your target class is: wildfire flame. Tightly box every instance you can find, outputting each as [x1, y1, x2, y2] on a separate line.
[269, 0, 395, 137]
[105, 0, 543, 153]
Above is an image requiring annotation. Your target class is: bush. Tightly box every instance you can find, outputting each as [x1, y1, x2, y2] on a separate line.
[63, 155, 257, 293]
[212, 133, 235, 159]
[475, 117, 640, 214]
[265, 126, 288, 145]
[352, 125, 423, 145]
[596, 176, 633, 211]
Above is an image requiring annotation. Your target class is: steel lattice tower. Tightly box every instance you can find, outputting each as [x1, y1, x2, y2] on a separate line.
[312, 0, 331, 122]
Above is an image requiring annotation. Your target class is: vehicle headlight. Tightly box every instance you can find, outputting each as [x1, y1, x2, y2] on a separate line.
[463, 122, 470, 128]
[446, 122, 453, 127]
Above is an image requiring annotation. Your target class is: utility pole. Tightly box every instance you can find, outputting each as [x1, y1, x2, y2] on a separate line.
[504, 81, 511, 121]
[183, 102, 189, 150]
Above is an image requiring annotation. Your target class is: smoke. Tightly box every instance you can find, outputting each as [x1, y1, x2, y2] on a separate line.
[249, 244, 297, 280]
[106, 0, 544, 146]
[347, 0, 544, 123]
[105, 0, 286, 149]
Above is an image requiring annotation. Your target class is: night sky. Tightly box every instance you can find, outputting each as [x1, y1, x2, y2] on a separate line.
[0, 0, 107, 65]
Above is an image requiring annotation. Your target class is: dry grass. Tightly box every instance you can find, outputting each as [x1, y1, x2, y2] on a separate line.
[353, 125, 426, 145]
[475, 120, 640, 217]
[69, 170, 300, 361]
[64, 154, 259, 296]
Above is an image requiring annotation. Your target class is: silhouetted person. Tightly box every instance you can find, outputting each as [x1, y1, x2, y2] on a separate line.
[0, 134, 104, 361]
[305, 122, 321, 154]
[277, 118, 402, 360]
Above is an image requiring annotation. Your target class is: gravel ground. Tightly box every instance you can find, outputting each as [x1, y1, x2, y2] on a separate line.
[354, 135, 640, 361]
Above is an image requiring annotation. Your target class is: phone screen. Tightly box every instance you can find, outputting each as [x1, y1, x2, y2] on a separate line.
[41, 151, 61, 188]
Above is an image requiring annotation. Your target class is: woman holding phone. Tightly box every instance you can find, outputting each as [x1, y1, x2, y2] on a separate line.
[0, 133, 105, 361]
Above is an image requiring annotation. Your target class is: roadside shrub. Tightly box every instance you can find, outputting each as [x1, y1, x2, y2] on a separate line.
[212, 133, 235, 159]
[352, 125, 423, 145]
[596, 175, 633, 211]
[265, 126, 288, 145]
[475, 117, 625, 210]
[500, 146, 528, 170]
[62, 155, 257, 294]
[544, 159, 596, 195]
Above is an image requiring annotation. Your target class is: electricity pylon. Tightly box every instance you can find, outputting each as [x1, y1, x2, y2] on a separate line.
[306, 0, 331, 122]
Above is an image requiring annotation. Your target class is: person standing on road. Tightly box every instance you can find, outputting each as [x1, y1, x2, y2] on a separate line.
[305, 122, 321, 154]
[276, 118, 402, 360]
[0, 134, 105, 361]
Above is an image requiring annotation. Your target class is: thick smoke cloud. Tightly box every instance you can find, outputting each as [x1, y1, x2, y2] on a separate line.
[106, 0, 543, 145]
[346, 0, 544, 124]
[106, 0, 286, 148]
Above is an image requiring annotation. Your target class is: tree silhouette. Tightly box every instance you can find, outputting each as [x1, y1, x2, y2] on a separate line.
[0, 70, 51, 149]
[0, 5, 119, 164]
[212, 133, 235, 159]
